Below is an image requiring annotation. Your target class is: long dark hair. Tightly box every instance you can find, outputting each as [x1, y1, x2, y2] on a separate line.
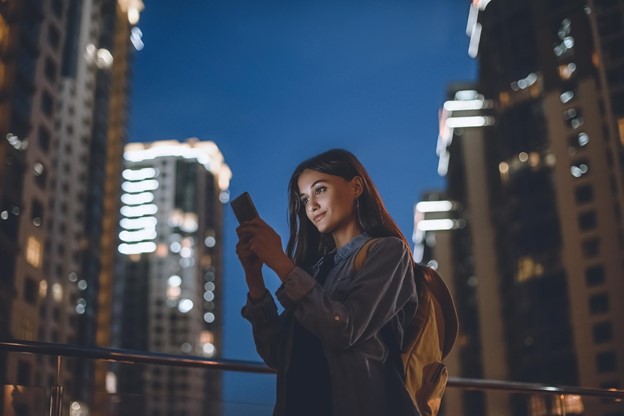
[286, 148, 411, 269]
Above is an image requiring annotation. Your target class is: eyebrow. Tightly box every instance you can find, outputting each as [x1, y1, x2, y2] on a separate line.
[299, 180, 326, 198]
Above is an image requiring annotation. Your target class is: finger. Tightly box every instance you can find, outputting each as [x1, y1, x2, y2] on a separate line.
[236, 224, 253, 236]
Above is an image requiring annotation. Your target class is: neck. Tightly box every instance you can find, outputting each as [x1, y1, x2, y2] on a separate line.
[332, 222, 363, 249]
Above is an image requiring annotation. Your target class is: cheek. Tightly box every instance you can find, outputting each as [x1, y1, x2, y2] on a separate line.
[337, 194, 355, 214]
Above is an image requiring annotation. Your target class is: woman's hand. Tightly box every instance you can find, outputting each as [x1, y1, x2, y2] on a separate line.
[237, 218, 295, 281]
[236, 228, 266, 299]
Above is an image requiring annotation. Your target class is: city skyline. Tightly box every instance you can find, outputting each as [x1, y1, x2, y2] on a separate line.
[2, 0, 624, 414]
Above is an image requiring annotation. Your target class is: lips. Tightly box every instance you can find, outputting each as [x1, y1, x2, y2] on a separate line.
[312, 212, 326, 223]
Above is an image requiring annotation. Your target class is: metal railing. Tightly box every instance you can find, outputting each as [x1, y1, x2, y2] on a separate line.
[1, 338, 623, 415]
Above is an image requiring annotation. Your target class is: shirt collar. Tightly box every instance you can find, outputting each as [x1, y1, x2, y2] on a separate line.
[334, 232, 370, 264]
[311, 232, 370, 272]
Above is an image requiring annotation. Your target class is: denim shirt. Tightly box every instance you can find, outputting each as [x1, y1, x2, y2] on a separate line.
[241, 234, 420, 416]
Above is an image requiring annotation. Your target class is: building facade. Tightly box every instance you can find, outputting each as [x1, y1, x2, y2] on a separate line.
[421, 1, 624, 415]
[0, 0, 142, 414]
[115, 139, 231, 416]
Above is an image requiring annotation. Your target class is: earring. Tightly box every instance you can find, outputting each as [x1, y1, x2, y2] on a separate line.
[355, 196, 360, 210]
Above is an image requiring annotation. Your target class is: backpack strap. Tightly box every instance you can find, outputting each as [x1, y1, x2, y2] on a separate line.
[353, 238, 377, 272]
[418, 266, 459, 359]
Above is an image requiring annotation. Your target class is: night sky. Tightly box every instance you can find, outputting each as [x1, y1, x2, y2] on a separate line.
[129, 0, 476, 410]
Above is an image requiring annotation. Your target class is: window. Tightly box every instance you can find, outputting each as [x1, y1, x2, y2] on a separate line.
[563, 107, 583, 129]
[582, 238, 600, 258]
[589, 293, 609, 314]
[578, 211, 597, 231]
[568, 132, 589, 151]
[596, 351, 617, 373]
[31, 198, 44, 227]
[593, 322, 613, 344]
[26, 236, 42, 268]
[574, 184, 593, 204]
[41, 90, 54, 117]
[570, 160, 589, 178]
[34, 162, 46, 188]
[24, 278, 37, 305]
[560, 90, 575, 104]
[38, 127, 51, 152]
[44, 57, 57, 82]
[585, 265, 605, 286]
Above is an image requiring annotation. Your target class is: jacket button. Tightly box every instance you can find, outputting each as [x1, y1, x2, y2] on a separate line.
[334, 315, 340, 321]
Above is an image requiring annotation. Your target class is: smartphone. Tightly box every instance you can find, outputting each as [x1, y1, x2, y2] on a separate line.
[230, 192, 259, 224]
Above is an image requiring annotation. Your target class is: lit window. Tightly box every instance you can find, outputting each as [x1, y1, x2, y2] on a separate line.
[558, 63, 577, 80]
[570, 160, 589, 178]
[569, 132, 589, 149]
[178, 299, 193, 313]
[26, 236, 42, 268]
[560, 91, 575, 104]
[529, 395, 547, 416]
[52, 283, 63, 303]
[552, 395, 584, 415]
[38, 280, 48, 298]
[202, 343, 215, 357]
[204, 312, 215, 323]
[563, 108, 583, 129]
[515, 257, 544, 282]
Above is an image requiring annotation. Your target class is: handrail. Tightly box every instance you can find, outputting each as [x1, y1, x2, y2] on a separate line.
[2, 339, 623, 400]
[0, 338, 274, 374]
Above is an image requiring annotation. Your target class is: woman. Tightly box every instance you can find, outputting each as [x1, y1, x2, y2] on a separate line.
[236, 149, 420, 416]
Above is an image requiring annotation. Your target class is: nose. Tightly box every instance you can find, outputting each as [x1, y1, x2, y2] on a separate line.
[307, 196, 320, 212]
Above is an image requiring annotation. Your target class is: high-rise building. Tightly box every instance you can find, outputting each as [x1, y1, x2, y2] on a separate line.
[416, 86, 497, 415]
[115, 139, 231, 416]
[422, 1, 624, 415]
[0, 0, 142, 414]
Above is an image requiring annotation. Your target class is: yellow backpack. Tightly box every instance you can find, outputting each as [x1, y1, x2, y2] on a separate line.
[354, 239, 459, 416]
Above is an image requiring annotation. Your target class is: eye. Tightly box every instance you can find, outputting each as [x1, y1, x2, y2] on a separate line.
[314, 186, 326, 195]
[300, 196, 309, 205]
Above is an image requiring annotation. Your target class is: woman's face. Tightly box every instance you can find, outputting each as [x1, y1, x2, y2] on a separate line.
[297, 169, 360, 235]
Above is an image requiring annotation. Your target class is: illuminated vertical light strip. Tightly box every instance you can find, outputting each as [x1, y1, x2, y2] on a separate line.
[466, 3, 479, 36]
[468, 23, 482, 58]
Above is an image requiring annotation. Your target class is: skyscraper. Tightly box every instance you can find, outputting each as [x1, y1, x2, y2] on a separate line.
[422, 1, 624, 415]
[115, 139, 231, 416]
[0, 0, 142, 413]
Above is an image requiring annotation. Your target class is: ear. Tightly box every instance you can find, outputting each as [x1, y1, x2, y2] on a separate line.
[351, 176, 364, 198]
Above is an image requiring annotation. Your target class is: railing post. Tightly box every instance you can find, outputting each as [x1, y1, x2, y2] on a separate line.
[556, 394, 566, 416]
[49, 355, 63, 416]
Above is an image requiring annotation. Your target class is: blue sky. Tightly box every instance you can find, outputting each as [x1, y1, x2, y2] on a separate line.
[129, 0, 476, 409]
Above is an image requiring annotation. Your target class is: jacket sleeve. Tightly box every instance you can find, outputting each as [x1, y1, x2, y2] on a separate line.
[240, 290, 283, 369]
[276, 237, 416, 351]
